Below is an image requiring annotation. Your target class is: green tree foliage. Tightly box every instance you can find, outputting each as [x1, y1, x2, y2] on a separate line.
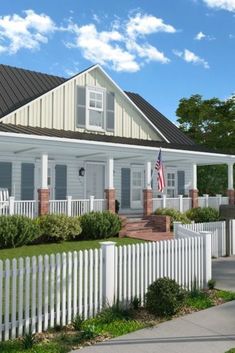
[176, 94, 235, 194]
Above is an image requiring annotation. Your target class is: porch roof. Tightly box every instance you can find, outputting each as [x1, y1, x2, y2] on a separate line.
[0, 123, 234, 166]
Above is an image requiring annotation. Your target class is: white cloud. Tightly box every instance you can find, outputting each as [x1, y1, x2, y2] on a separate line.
[65, 12, 175, 72]
[195, 31, 206, 40]
[194, 31, 215, 40]
[67, 23, 140, 72]
[173, 48, 210, 68]
[203, 0, 235, 11]
[0, 9, 55, 54]
[126, 12, 176, 39]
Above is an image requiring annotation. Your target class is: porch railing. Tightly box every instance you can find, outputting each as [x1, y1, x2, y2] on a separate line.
[153, 194, 229, 212]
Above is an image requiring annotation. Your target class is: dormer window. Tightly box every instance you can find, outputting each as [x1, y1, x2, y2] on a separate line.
[87, 88, 104, 130]
[77, 85, 115, 132]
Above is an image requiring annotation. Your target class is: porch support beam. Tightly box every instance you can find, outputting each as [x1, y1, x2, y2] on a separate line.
[105, 158, 115, 213]
[189, 163, 198, 208]
[143, 161, 153, 216]
[38, 153, 49, 216]
[227, 163, 234, 205]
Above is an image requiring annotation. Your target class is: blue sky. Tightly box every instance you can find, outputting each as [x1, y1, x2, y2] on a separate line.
[0, 0, 235, 122]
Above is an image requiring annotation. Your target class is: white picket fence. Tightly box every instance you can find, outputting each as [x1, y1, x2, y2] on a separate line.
[0, 238, 211, 341]
[230, 220, 235, 255]
[0, 199, 36, 218]
[153, 194, 229, 212]
[174, 220, 228, 258]
[49, 196, 106, 216]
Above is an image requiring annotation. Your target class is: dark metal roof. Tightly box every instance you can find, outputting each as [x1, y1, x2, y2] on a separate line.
[0, 64, 66, 118]
[125, 92, 195, 146]
[0, 64, 195, 145]
[0, 123, 231, 155]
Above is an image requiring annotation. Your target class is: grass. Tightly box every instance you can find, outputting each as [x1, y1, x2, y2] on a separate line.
[0, 237, 145, 260]
[0, 288, 235, 353]
[225, 350, 235, 353]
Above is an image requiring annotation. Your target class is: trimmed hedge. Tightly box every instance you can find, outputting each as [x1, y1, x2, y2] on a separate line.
[186, 207, 220, 223]
[155, 208, 190, 228]
[38, 214, 82, 243]
[80, 211, 122, 240]
[0, 215, 41, 249]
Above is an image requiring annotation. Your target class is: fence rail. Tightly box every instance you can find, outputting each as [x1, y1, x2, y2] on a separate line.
[0, 238, 211, 342]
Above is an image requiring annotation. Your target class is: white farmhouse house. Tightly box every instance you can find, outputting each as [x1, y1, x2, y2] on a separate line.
[0, 63, 234, 217]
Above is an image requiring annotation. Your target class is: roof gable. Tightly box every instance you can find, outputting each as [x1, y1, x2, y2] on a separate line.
[0, 64, 195, 146]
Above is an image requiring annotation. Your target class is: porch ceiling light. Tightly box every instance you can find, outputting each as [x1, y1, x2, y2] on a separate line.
[79, 167, 85, 177]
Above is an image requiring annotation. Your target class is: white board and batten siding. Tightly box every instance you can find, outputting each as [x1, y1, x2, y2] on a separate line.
[1, 67, 161, 142]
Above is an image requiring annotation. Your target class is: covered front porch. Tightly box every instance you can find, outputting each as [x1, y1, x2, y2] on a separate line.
[0, 130, 234, 218]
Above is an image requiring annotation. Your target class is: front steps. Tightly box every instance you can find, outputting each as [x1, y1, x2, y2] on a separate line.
[119, 215, 173, 241]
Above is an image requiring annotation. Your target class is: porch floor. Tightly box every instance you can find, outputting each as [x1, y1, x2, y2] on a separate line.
[124, 231, 173, 242]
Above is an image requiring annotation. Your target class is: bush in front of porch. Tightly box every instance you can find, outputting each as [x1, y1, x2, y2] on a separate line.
[155, 208, 190, 229]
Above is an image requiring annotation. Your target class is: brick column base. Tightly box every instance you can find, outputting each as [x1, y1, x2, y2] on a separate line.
[38, 188, 50, 216]
[189, 189, 199, 208]
[105, 189, 116, 213]
[146, 215, 171, 232]
[227, 189, 235, 205]
[143, 189, 153, 217]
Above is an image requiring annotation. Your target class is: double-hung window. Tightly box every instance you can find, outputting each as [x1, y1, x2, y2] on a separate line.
[87, 88, 104, 130]
[167, 172, 176, 197]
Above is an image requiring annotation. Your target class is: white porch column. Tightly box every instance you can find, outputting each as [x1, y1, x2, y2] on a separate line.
[105, 158, 115, 213]
[145, 161, 152, 190]
[192, 163, 197, 190]
[106, 158, 114, 189]
[190, 163, 198, 208]
[41, 153, 48, 189]
[228, 163, 234, 190]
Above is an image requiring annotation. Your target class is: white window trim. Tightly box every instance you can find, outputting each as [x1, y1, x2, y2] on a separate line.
[86, 86, 106, 131]
[166, 168, 177, 198]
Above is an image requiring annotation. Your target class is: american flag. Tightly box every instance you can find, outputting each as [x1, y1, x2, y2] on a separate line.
[155, 149, 165, 192]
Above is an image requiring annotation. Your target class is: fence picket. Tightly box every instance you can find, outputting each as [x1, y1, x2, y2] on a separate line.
[31, 257, 37, 333]
[61, 253, 67, 326]
[4, 260, 10, 341]
[44, 255, 49, 331]
[50, 254, 55, 328]
[73, 252, 78, 319]
[11, 259, 17, 339]
[0, 261, 2, 341]
[38, 256, 43, 333]
[25, 257, 30, 334]
[18, 258, 24, 337]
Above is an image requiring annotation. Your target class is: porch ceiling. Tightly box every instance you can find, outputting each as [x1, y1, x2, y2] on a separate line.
[0, 132, 234, 165]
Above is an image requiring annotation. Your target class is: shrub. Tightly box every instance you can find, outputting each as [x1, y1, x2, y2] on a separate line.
[131, 296, 141, 310]
[72, 314, 83, 331]
[186, 207, 219, 223]
[22, 332, 36, 349]
[208, 279, 216, 290]
[0, 215, 41, 249]
[155, 208, 190, 228]
[145, 277, 186, 317]
[38, 214, 81, 243]
[80, 211, 122, 240]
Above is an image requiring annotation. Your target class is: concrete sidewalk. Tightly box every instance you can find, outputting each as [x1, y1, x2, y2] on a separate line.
[213, 256, 235, 291]
[71, 301, 235, 353]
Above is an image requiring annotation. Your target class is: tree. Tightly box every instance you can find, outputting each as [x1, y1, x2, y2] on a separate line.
[176, 94, 235, 195]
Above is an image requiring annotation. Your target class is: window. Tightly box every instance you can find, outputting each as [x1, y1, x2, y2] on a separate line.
[167, 172, 176, 197]
[87, 88, 104, 130]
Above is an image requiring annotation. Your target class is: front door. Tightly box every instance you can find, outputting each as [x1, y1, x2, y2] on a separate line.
[86, 163, 105, 199]
[131, 167, 144, 209]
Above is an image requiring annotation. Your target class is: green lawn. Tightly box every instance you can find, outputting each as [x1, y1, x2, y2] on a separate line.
[0, 237, 145, 260]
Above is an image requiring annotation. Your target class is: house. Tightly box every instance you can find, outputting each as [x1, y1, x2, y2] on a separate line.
[0, 63, 234, 217]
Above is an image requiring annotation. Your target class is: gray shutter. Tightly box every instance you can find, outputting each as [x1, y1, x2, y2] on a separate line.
[55, 165, 67, 200]
[21, 163, 35, 200]
[106, 91, 115, 132]
[121, 168, 130, 209]
[177, 171, 185, 196]
[0, 162, 12, 195]
[77, 86, 86, 128]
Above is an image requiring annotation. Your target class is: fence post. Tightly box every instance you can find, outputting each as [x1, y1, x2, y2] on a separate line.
[179, 195, 183, 213]
[162, 194, 166, 208]
[9, 196, 15, 215]
[67, 196, 72, 217]
[203, 194, 209, 208]
[173, 221, 182, 237]
[216, 194, 222, 208]
[100, 241, 116, 306]
[200, 231, 212, 288]
[89, 195, 94, 212]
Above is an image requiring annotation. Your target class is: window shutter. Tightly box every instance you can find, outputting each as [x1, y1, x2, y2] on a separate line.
[106, 91, 115, 132]
[77, 86, 86, 128]
[0, 162, 12, 195]
[177, 171, 185, 196]
[121, 168, 130, 208]
[55, 165, 67, 200]
[21, 163, 35, 200]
